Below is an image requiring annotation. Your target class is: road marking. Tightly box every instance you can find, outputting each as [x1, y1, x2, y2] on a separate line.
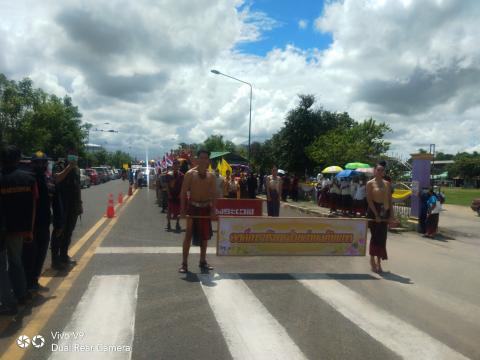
[95, 246, 216, 254]
[1, 190, 138, 360]
[199, 273, 307, 360]
[294, 274, 470, 360]
[49, 275, 139, 360]
[371, 272, 480, 327]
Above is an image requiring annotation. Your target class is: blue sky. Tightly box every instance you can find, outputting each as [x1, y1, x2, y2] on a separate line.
[237, 0, 333, 55]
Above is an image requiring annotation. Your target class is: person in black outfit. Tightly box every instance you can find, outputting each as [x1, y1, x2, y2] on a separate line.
[51, 151, 82, 269]
[22, 151, 64, 289]
[0, 146, 36, 305]
[247, 172, 258, 199]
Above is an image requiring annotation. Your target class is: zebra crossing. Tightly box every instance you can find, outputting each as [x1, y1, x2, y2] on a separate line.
[45, 266, 475, 360]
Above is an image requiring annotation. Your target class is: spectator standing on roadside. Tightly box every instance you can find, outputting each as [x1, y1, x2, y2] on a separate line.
[247, 172, 257, 199]
[214, 169, 224, 198]
[266, 166, 282, 217]
[51, 150, 82, 269]
[0, 170, 19, 315]
[238, 172, 248, 199]
[425, 188, 441, 238]
[290, 175, 299, 202]
[22, 151, 60, 290]
[223, 170, 237, 199]
[281, 174, 290, 202]
[0, 146, 37, 305]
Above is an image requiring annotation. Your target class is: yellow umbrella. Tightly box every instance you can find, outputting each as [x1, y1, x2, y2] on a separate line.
[321, 166, 343, 174]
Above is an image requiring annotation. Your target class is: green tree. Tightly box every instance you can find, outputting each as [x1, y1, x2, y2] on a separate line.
[203, 135, 227, 153]
[448, 152, 480, 181]
[0, 74, 86, 157]
[306, 118, 391, 169]
[272, 94, 356, 175]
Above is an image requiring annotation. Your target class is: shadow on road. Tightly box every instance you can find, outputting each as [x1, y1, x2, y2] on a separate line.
[378, 271, 414, 284]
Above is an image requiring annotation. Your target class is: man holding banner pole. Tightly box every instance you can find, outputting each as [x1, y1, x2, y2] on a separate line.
[178, 149, 217, 273]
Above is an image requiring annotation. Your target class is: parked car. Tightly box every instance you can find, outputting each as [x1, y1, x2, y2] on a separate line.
[92, 167, 108, 183]
[86, 168, 99, 185]
[80, 169, 91, 188]
[471, 198, 480, 215]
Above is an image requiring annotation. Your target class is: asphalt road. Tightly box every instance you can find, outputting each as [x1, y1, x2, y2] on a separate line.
[1, 183, 479, 360]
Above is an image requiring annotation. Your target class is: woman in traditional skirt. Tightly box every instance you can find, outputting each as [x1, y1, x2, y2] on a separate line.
[330, 178, 340, 213]
[266, 166, 282, 217]
[353, 180, 367, 217]
[366, 163, 393, 273]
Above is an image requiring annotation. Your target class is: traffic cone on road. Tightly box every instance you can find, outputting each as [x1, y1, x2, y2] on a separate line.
[105, 193, 115, 218]
[128, 185, 133, 196]
[118, 192, 123, 204]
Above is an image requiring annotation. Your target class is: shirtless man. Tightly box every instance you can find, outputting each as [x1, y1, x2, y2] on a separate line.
[166, 160, 183, 232]
[366, 162, 394, 273]
[178, 150, 217, 273]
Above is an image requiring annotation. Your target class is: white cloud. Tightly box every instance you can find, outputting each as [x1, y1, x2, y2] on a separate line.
[298, 19, 308, 29]
[1, 0, 479, 160]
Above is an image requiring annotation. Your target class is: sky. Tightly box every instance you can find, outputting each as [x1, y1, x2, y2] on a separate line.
[1, 0, 479, 160]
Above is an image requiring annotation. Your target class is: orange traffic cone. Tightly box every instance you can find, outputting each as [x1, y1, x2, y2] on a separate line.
[105, 193, 115, 218]
[118, 192, 123, 204]
[128, 185, 133, 196]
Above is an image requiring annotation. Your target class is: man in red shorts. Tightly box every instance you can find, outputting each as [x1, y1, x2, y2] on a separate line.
[178, 149, 216, 273]
[166, 160, 184, 232]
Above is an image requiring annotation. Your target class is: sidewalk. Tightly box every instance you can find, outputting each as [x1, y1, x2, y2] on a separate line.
[258, 195, 480, 239]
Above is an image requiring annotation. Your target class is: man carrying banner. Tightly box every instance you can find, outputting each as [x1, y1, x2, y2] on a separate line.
[179, 149, 217, 273]
[166, 160, 183, 232]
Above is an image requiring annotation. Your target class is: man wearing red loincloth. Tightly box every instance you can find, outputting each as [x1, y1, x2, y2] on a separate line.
[178, 149, 217, 273]
[166, 160, 184, 232]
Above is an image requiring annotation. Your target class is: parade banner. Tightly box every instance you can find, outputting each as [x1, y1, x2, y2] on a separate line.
[215, 198, 263, 217]
[217, 217, 367, 256]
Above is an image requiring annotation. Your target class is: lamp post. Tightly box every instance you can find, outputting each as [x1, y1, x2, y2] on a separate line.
[211, 69, 252, 164]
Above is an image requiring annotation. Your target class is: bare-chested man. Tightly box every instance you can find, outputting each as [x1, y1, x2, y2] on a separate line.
[366, 162, 393, 273]
[178, 149, 217, 273]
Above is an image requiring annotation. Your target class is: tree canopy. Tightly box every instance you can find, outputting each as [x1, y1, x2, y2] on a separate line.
[0, 73, 87, 158]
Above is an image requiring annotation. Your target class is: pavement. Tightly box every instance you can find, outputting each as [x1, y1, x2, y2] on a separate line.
[0, 184, 479, 359]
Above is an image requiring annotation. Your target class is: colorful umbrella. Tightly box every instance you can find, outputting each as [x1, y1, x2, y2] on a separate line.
[321, 166, 343, 174]
[344, 162, 371, 170]
[336, 169, 361, 178]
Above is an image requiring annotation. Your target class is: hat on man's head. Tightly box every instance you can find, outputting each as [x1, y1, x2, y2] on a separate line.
[31, 151, 49, 161]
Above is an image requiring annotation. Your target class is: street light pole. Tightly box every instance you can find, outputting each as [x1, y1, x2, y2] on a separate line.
[211, 69, 252, 164]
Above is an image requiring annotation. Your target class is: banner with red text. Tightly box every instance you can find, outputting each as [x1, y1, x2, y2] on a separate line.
[215, 199, 263, 217]
[217, 217, 367, 256]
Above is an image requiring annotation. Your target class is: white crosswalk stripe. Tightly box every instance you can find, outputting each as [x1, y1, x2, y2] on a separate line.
[294, 274, 469, 360]
[49, 275, 139, 360]
[198, 273, 307, 360]
[49, 271, 475, 360]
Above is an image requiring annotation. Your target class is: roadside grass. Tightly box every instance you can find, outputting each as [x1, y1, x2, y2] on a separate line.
[442, 187, 480, 207]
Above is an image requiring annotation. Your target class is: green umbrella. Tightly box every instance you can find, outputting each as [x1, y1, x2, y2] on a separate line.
[345, 162, 371, 170]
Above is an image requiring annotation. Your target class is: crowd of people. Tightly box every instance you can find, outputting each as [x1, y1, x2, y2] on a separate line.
[317, 177, 368, 217]
[0, 145, 82, 316]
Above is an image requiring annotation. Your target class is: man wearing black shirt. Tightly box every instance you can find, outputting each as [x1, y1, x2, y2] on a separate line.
[51, 150, 82, 269]
[23, 151, 64, 288]
[0, 146, 36, 305]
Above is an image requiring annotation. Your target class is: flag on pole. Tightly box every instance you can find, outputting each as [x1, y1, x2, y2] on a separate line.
[218, 158, 232, 177]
